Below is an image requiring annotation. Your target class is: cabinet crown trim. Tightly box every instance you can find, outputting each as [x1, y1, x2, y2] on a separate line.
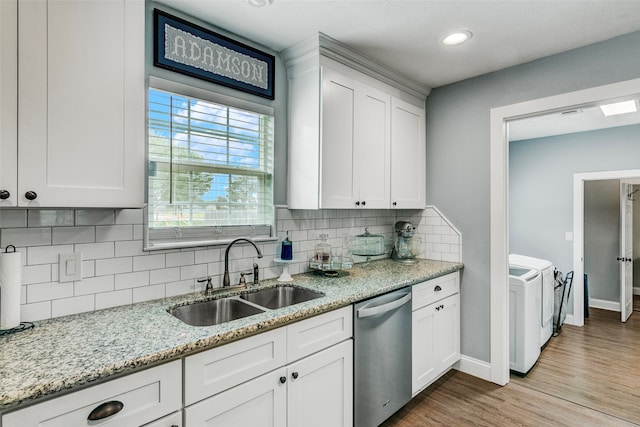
[281, 32, 431, 100]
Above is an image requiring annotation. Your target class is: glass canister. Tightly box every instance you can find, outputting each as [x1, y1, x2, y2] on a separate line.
[313, 233, 332, 269]
[351, 228, 385, 256]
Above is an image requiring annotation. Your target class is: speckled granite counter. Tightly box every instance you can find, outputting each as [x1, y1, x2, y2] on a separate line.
[0, 258, 462, 413]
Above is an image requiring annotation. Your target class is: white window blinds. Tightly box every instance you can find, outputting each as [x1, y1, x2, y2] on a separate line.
[147, 87, 274, 248]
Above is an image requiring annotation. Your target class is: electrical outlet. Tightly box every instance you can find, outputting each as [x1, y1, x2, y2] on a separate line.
[59, 253, 82, 282]
[565, 232, 573, 241]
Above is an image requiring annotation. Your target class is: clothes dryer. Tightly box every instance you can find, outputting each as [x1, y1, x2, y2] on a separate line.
[509, 266, 542, 375]
[509, 254, 554, 347]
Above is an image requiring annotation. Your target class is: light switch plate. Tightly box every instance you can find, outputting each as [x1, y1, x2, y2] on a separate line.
[59, 252, 82, 282]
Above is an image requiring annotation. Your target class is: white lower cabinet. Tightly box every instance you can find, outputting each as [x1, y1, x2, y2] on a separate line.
[183, 306, 353, 427]
[2, 360, 182, 427]
[287, 340, 353, 427]
[142, 411, 183, 427]
[412, 272, 461, 395]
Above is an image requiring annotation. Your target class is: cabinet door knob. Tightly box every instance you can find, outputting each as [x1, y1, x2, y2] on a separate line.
[0, 190, 9, 200]
[292, 372, 299, 379]
[434, 285, 442, 292]
[361, 201, 366, 206]
[279, 376, 287, 384]
[87, 400, 124, 421]
[355, 201, 360, 206]
[24, 191, 37, 200]
[393, 201, 397, 206]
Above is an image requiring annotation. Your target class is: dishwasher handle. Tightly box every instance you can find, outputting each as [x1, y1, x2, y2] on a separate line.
[357, 291, 412, 318]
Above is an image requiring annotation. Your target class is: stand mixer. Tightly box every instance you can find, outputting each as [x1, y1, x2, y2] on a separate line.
[391, 221, 421, 264]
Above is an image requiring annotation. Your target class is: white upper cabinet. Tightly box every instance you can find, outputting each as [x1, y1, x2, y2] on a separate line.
[320, 66, 390, 209]
[14, 0, 144, 208]
[283, 33, 428, 210]
[0, 0, 17, 207]
[391, 97, 426, 209]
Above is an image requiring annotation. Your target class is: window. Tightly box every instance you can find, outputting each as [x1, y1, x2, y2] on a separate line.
[146, 84, 274, 249]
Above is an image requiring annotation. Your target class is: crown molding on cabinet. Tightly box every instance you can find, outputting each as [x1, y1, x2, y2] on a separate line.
[281, 32, 431, 101]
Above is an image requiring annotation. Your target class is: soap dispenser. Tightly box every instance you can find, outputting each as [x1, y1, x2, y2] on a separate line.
[281, 231, 293, 260]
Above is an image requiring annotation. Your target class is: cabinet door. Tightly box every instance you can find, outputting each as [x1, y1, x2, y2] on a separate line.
[390, 97, 425, 209]
[0, 0, 17, 207]
[17, 0, 144, 208]
[436, 293, 461, 370]
[412, 301, 437, 394]
[288, 340, 353, 427]
[320, 67, 357, 208]
[185, 368, 287, 427]
[355, 85, 390, 209]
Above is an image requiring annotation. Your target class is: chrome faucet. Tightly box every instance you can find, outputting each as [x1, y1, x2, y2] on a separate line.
[223, 238, 263, 287]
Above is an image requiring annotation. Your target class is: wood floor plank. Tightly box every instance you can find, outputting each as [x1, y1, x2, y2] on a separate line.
[381, 301, 640, 426]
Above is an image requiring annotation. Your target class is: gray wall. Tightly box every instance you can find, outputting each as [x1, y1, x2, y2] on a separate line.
[426, 31, 640, 363]
[584, 180, 620, 302]
[509, 125, 640, 279]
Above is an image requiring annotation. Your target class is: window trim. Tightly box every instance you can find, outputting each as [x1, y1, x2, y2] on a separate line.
[144, 77, 276, 251]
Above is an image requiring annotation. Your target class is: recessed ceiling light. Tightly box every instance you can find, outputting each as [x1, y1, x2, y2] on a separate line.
[441, 30, 473, 46]
[599, 100, 638, 116]
[248, 0, 273, 7]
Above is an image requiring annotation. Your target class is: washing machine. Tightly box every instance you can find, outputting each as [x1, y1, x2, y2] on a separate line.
[509, 254, 554, 347]
[509, 266, 542, 375]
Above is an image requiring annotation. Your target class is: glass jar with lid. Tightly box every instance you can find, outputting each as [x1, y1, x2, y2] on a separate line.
[313, 233, 332, 269]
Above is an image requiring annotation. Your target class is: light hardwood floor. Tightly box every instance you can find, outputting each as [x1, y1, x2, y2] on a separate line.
[382, 298, 640, 426]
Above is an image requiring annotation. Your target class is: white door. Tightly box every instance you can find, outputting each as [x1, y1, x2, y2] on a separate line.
[620, 182, 634, 322]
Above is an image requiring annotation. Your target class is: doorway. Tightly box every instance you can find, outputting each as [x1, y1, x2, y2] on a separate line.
[489, 77, 640, 386]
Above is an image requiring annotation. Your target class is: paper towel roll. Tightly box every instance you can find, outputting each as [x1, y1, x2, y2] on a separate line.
[0, 249, 22, 330]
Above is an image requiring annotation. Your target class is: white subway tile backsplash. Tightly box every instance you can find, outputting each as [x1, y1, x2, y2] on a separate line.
[75, 275, 115, 296]
[21, 301, 52, 322]
[95, 257, 133, 276]
[27, 282, 74, 303]
[181, 264, 207, 280]
[27, 245, 74, 265]
[3, 205, 463, 321]
[95, 289, 133, 310]
[115, 240, 145, 257]
[52, 226, 95, 245]
[75, 242, 114, 260]
[75, 209, 115, 226]
[133, 254, 165, 272]
[0, 209, 27, 228]
[132, 284, 165, 303]
[96, 225, 133, 242]
[114, 271, 149, 290]
[52, 295, 95, 317]
[166, 279, 195, 297]
[150, 267, 181, 285]
[166, 251, 195, 267]
[22, 264, 51, 285]
[1, 227, 51, 247]
[28, 210, 74, 227]
[116, 209, 144, 225]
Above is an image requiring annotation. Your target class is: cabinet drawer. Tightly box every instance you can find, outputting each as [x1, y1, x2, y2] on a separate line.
[184, 327, 286, 406]
[412, 272, 459, 310]
[287, 305, 353, 363]
[2, 360, 182, 427]
[142, 410, 182, 427]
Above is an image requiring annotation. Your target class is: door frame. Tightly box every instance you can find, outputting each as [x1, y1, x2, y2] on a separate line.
[489, 77, 640, 386]
[572, 171, 640, 327]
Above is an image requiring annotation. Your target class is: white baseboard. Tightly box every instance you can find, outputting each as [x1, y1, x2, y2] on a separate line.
[589, 298, 621, 312]
[634, 286, 640, 296]
[455, 354, 492, 383]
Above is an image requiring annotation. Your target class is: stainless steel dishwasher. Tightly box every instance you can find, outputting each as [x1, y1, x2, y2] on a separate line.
[354, 287, 412, 427]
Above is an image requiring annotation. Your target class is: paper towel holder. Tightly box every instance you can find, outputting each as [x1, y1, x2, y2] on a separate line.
[0, 244, 35, 336]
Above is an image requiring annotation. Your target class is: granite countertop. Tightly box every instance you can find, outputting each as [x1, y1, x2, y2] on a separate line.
[0, 258, 462, 413]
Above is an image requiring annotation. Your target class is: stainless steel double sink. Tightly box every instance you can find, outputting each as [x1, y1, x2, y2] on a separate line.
[169, 285, 325, 327]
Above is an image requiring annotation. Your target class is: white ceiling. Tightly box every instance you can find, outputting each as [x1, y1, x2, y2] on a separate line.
[156, 0, 640, 138]
[157, 0, 640, 89]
